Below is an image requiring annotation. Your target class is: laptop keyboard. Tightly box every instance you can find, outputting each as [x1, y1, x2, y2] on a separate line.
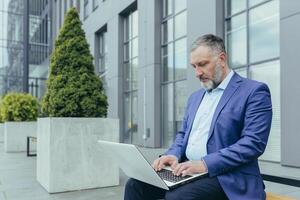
[156, 169, 192, 183]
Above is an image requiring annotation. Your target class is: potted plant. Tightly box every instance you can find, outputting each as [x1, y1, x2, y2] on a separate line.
[0, 99, 4, 143]
[0, 92, 38, 152]
[36, 8, 119, 193]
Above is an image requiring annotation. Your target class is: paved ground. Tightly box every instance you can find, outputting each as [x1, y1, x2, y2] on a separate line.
[0, 141, 299, 200]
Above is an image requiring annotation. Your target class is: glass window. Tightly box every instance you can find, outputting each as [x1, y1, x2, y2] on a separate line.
[174, 38, 187, 80]
[175, 81, 187, 124]
[226, 0, 246, 16]
[132, 11, 138, 38]
[174, 0, 186, 13]
[249, 0, 267, 7]
[225, 0, 280, 162]
[235, 67, 247, 78]
[162, 84, 174, 147]
[64, 0, 68, 14]
[249, 60, 280, 162]
[93, 0, 99, 10]
[76, 0, 80, 13]
[96, 30, 107, 94]
[249, 0, 279, 63]
[132, 37, 138, 58]
[162, 19, 173, 44]
[226, 13, 247, 68]
[174, 11, 186, 39]
[123, 10, 139, 144]
[161, 0, 187, 147]
[162, 43, 174, 82]
[84, 0, 89, 19]
[162, 0, 173, 18]
[131, 57, 138, 90]
[124, 62, 130, 91]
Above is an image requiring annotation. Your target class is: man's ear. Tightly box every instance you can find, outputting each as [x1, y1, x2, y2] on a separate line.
[219, 52, 227, 67]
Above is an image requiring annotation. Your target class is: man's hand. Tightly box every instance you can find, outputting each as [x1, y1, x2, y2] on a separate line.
[172, 160, 208, 177]
[152, 155, 178, 171]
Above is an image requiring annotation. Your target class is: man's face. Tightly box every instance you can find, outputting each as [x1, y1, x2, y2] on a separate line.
[190, 46, 226, 91]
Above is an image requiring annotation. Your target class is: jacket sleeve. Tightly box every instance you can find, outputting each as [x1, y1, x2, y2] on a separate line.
[202, 83, 272, 177]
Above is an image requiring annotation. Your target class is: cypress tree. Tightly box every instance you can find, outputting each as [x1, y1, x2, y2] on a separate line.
[42, 8, 107, 117]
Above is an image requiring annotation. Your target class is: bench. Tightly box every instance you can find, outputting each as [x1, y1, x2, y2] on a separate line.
[263, 174, 300, 200]
[27, 136, 37, 157]
[266, 192, 295, 200]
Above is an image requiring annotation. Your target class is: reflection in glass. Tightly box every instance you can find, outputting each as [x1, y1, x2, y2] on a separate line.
[175, 81, 187, 122]
[174, 38, 187, 80]
[132, 10, 138, 38]
[123, 17, 129, 42]
[123, 10, 139, 143]
[0, 0, 25, 95]
[226, 13, 247, 68]
[124, 62, 130, 91]
[131, 91, 139, 144]
[162, 19, 173, 44]
[174, 11, 186, 39]
[131, 58, 138, 90]
[123, 43, 129, 61]
[162, 84, 174, 148]
[124, 92, 139, 144]
[132, 37, 138, 58]
[162, 0, 173, 18]
[162, 43, 173, 82]
[249, 0, 279, 63]
[235, 67, 247, 78]
[174, 0, 186, 13]
[226, 0, 246, 16]
[249, 60, 280, 162]
[161, 0, 187, 147]
[124, 93, 131, 142]
[249, 0, 267, 7]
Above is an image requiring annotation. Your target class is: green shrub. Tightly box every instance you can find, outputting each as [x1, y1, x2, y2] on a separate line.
[0, 93, 39, 122]
[41, 7, 107, 117]
[0, 99, 3, 123]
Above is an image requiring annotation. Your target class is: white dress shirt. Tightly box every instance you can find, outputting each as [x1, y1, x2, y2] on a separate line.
[185, 70, 234, 161]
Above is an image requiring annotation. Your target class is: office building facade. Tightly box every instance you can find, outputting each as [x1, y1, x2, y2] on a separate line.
[1, 0, 300, 168]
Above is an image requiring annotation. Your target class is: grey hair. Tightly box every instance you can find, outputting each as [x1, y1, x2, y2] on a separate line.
[190, 34, 226, 56]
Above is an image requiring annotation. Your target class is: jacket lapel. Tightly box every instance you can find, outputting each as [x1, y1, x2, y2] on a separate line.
[207, 72, 242, 140]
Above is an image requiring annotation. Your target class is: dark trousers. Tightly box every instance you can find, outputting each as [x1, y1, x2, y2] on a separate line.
[124, 176, 228, 200]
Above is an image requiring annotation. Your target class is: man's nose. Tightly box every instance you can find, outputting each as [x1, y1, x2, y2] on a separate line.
[195, 67, 203, 77]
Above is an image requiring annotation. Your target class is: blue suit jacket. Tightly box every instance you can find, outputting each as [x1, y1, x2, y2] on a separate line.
[166, 72, 272, 200]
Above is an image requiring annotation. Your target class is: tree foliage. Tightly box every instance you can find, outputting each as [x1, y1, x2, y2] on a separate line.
[42, 8, 107, 117]
[0, 93, 39, 122]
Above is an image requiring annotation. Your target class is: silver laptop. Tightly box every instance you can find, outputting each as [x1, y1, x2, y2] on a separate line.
[97, 140, 207, 190]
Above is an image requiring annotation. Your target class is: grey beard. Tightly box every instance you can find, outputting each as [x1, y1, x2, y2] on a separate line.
[200, 64, 223, 91]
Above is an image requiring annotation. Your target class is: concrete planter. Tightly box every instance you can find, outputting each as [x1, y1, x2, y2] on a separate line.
[36, 117, 119, 193]
[4, 121, 37, 152]
[0, 123, 4, 142]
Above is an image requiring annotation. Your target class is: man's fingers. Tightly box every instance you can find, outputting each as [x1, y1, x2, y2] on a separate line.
[152, 159, 161, 171]
[173, 163, 189, 176]
[171, 162, 178, 170]
[152, 155, 178, 171]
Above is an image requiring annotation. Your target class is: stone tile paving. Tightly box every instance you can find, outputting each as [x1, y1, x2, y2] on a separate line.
[0, 141, 299, 200]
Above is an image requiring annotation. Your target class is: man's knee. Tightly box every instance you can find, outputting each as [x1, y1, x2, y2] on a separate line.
[125, 178, 140, 191]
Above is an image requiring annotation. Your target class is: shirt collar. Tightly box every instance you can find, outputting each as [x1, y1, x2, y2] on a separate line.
[217, 70, 234, 90]
[207, 70, 234, 93]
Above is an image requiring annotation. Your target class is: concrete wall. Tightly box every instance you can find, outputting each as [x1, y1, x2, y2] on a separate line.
[280, 0, 300, 167]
